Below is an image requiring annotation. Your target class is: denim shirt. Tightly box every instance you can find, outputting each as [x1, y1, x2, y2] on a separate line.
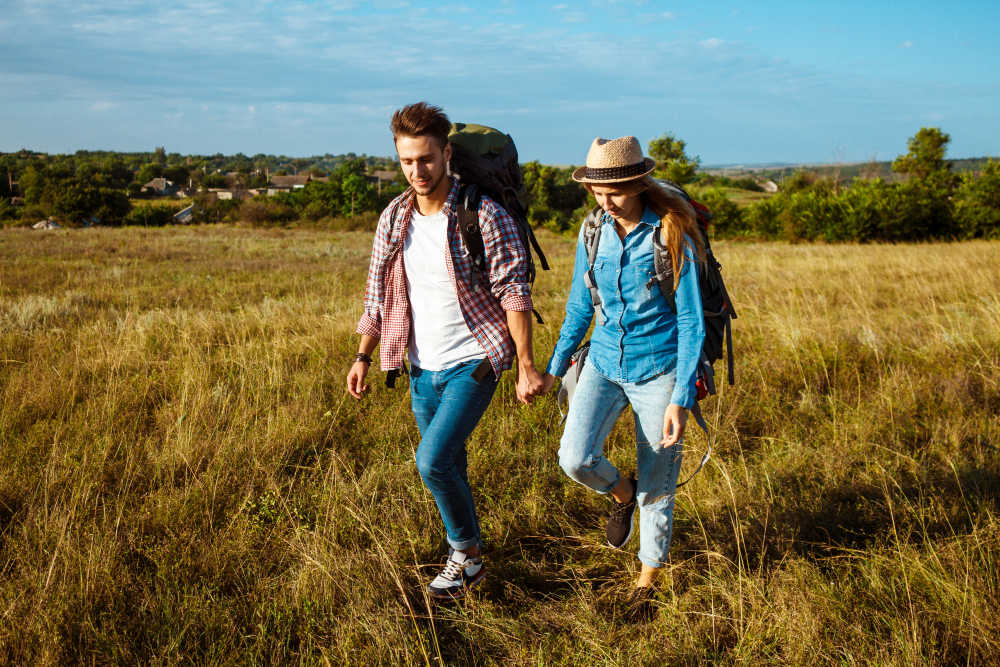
[545, 206, 705, 409]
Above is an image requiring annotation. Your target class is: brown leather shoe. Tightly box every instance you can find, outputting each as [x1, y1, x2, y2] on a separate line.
[606, 473, 637, 548]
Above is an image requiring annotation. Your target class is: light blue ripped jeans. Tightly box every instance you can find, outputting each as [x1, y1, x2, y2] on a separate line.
[559, 363, 684, 568]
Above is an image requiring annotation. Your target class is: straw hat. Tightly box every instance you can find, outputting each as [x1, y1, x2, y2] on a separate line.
[572, 136, 656, 184]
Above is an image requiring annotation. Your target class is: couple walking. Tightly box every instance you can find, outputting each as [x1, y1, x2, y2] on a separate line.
[346, 102, 706, 617]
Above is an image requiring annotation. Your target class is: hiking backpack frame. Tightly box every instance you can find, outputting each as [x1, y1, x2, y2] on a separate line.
[557, 179, 738, 486]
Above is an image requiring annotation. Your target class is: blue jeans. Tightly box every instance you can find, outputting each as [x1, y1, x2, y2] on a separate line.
[559, 363, 684, 568]
[410, 359, 497, 552]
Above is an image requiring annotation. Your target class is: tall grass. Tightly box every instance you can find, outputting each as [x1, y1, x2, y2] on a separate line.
[1, 227, 998, 665]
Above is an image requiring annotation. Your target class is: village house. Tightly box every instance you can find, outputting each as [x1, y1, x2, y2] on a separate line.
[143, 178, 179, 196]
[173, 205, 195, 224]
[267, 174, 311, 196]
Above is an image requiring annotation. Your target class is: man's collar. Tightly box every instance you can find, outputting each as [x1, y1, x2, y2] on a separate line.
[443, 176, 460, 213]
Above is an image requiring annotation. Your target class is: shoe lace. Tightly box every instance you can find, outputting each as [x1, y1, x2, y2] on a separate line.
[610, 495, 635, 522]
[437, 558, 465, 583]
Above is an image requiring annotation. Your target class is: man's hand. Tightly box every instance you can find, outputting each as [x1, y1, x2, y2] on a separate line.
[516, 361, 545, 405]
[346, 361, 371, 399]
[660, 403, 688, 448]
[540, 372, 558, 395]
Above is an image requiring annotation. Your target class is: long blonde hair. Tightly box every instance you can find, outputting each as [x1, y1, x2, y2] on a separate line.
[586, 175, 706, 290]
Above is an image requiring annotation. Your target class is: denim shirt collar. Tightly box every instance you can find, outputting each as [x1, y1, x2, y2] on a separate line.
[600, 205, 661, 230]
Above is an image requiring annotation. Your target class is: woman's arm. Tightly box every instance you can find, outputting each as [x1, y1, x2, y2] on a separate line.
[668, 237, 706, 410]
[544, 226, 597, 379]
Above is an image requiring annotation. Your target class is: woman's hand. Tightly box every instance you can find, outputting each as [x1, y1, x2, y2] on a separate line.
[540, 373, 559, 395]
[660, 403, 688, 447]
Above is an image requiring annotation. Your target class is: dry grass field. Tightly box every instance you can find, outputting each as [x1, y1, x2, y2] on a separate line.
[1, 226, 999, 665]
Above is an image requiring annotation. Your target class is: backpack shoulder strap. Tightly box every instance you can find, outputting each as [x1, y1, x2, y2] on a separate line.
[582, 206, 606, 324]
[647, 229, 678, 312]
[456, 183, 487, 292]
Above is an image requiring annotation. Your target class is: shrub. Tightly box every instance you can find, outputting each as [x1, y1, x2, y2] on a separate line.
[19, 204, 50, 224]
[743, 196, 785, 239]
[0, 199, 17, 223]
[781, 171, 817, 194]
[954, 159, 1000, 239]
[699, 188, 745, 238]
[125, 205, 176, 227]
[237, 199, 294, 226]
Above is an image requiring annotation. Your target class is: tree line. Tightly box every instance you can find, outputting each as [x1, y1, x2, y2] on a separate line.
[2, 128, 998, 240]
[700, 128, 1000, 241]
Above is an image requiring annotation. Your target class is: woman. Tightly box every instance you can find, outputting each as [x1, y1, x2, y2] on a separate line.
[541, 136, 705, 618]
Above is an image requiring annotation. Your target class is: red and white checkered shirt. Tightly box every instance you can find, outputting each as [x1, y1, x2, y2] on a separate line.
[357, 177, 533, 377]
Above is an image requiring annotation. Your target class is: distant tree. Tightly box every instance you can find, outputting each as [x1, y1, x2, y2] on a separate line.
[892, 127, 951, 179]
[954, 158, 1000, 238]
[153, 147, 167, 166]
[202, 172, 228, 189]
[0, 165, 11, 200]
[521, 161, 588, 231]
[103, 156, 134, 190]
[163, 165, 191, 184]
[337, 158, 368, 179]
[137, 164, 163, 185]
[782, 170, 816, 194]
[340, 174, 373, 217]
[648, 132, 701, 185]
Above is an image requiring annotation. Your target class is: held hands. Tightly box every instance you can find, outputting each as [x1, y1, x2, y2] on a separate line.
[346, 361, 371, 399]
[660, 403, 688, 448]
[540, 372, 558, 395]
[515, 360, 546, 405]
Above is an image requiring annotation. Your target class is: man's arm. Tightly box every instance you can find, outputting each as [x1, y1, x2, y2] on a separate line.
[346, 334, 379, 399]
[506, 310, 544, 405]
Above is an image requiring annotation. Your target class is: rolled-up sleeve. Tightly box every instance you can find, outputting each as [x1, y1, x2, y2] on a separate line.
[545, 226, 596, 378]
[356, 312, 381, 337]
[480, 198, 533, 312]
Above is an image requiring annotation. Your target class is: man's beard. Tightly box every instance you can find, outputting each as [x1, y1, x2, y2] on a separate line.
[411, 170, 445, 196]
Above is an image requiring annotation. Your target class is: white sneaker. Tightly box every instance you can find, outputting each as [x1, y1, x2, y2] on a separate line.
[426, 551, 486, 600]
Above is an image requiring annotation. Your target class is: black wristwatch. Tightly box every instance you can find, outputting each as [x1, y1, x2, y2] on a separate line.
[354, 352, 372, 365]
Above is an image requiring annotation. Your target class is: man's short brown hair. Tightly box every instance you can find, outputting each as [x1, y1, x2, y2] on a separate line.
[391, 102, 451, 149]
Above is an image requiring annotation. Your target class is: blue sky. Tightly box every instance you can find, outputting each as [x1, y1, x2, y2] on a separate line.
[1, 0, 997, 164]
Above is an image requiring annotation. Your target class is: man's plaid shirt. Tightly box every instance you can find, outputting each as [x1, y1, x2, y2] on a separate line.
[357, 177, 533, 378]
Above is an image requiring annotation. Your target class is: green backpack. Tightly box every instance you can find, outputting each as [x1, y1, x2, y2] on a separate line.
[447, 123, 550, 323]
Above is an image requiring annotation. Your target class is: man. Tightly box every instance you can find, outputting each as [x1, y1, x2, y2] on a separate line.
[346, 102, 544, 599]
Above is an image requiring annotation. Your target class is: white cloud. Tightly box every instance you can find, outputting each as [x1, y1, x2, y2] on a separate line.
[1, 0, 997, 162]
[898, 41, 914, 48]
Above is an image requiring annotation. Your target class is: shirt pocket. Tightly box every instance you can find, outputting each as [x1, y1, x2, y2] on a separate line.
[634, 260, 657, 299]
[594, 259, 615, 306]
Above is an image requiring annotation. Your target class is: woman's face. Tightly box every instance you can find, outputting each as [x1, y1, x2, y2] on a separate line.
[591, 186, 643, 223]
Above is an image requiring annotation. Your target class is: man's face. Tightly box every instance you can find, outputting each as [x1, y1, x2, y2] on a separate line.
[396, 135, 452, 196]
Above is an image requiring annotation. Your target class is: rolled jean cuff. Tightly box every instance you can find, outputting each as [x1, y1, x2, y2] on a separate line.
[637, 551, 669, 569]
[447, 535, 481, 551]
[591, 467, 621, 495]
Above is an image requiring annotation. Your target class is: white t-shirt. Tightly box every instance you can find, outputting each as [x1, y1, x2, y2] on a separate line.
[402, 208, 486, 371]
